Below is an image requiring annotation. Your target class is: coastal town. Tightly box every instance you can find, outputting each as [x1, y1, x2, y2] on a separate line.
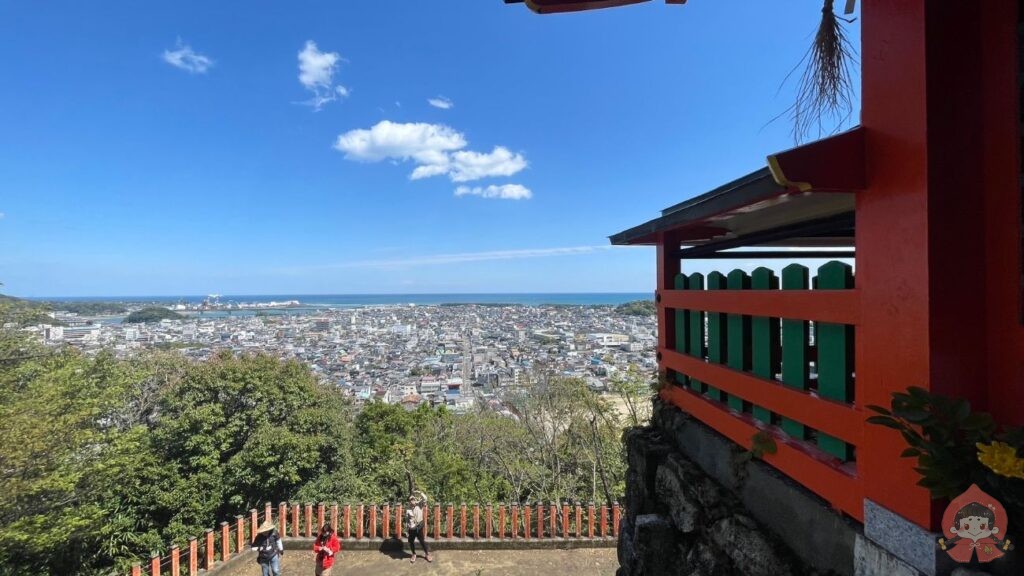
[24, 302, 658, 413]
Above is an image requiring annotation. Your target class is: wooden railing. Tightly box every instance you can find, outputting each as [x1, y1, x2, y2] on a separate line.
[129, 500, 621, 575]
[657, 262, 864, 521]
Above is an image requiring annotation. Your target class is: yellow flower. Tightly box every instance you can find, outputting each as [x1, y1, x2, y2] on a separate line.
[977, 441, 1024, 479]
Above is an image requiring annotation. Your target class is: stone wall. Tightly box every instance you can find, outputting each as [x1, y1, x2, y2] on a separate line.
[617, 399, 860, 576]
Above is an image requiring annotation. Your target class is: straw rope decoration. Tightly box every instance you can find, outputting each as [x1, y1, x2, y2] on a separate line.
[777, 0, 858, 143]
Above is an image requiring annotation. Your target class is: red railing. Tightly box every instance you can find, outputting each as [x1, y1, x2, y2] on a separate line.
[656, 261, 865, 521]
[128, 500, 620, 575]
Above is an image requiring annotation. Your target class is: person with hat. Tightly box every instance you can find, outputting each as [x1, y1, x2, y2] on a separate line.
[251, 520, 284, 576]
[405, 492, 432, 564]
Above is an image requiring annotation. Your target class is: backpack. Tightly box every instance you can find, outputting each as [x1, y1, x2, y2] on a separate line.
[256, 531, 280, 563]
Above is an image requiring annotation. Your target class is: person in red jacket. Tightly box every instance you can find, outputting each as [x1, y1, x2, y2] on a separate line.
[312, 523, 341, 576]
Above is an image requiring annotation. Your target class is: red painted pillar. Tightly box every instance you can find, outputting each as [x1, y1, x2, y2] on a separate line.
[220, 522, 230, 562]
[278, 503, 287, 537]
[203, 529, 214, 570]
[612, 502, 621, 538]
[575, 503, 582, 538]
[369, 505, 378, 539]
[131, 564, 142, 576]
[356, 505, 364, 540]
[170, 545, 180, 576]
[510, 505, 519, 539]
[395, 504, 403, 539]
[382, 504, 391, 539]
[473, 504, 480, 539]
[561, 502, 570, 538]
[587, 502, 595, 538]
[600, 505, 609, 537]
[250, 509, 258, 543]
[331, 503, 339, 534]
[150, 555, 161, 576]
[235, 516, 244, 555]
[858, 0, 1022, 530]
[549, 503, 557, 538]
[433, 504, 441, 540]
[486, 505, 493, 539]
[291, 503, 300, 538]
[460, 504, 467, 538]
[656, 231, 682, 379]
[188, 537, 198, 576]
[304, 503, 313, 537]
[343, 505, 351, 539]
[317, 502, 326, 534]
[264, 502, 272, 524]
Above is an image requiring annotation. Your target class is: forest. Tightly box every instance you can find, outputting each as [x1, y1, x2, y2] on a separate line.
[0, 306, 649, 575]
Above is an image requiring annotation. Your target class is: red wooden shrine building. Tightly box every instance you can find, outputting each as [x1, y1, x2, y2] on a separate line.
[510, 0, 1024, 536]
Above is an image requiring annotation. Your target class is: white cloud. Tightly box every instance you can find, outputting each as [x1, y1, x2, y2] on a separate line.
[428, 96, 454, 110]
[454, 184, 533, 200]
[335, 121, 528, 185]
[297, 40, 348, 110]
[334, 121, 467, 165]
[448, 147, 527, 182]
[162, 40, 213, 74]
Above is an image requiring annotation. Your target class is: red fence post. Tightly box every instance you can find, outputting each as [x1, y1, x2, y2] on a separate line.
[150, 554, 161, 576]
[459, 503, 467, 538]
[356, 505, 364, 540]
[473, 504, 480, 539]
[382, 504, 391, 540]
[446, 504, 454, 539]
[523, 505, 532, 540]
[304, 503, 313, 538]
[264, 502, 272, 524]
[535, 502, 544, 538]
[433, 504, 442, 540]
[575, 503, 582, 538]
[131, 564, 142, 576]
[278, 502, 287, 537]
[588, 502, 596, 538]
[220, 522, 229, 562]
[331, 503, 339, 534]
[565, 500, 573, 537]
[343, 505, 351, 539]
[188, 537, 198, 576]
[291, 503, 300, 538]
[486, 505, 493, 539]
[317, 502, 326, 534]
[395, 503, 403, 539]
[550, 502, 557, 538]
[600, 505, 609, 537]
[250, 509, 258, 543]
[369, 505, 378, 539]
[204, 529, 214, 571]
[612, 502, 621, 538]
[511, 504, 519, 539]
[236, 515, 244, 555]
[170, 545, 180, 576]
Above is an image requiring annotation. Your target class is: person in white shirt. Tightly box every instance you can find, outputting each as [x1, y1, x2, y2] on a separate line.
[405, 493, 432, 564]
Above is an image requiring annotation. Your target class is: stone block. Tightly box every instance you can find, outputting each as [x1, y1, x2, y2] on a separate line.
[633, 514, 686, 576]
[740, 460, 858, 576]
[864, 499, 937, 576]
[709, 515, 795, 576]
[854, 534, 920, 576]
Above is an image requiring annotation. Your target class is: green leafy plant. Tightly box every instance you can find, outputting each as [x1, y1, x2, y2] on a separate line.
[750, 431, 778, 460]
[867, 386, 996, 499]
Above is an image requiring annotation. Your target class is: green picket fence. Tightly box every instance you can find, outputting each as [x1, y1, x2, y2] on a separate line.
[671, 261, 856, 462]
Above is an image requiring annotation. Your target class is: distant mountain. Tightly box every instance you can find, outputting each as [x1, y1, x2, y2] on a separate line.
[0, 294, 65, 327]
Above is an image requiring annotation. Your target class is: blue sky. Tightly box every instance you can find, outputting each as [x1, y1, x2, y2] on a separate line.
[0, 1, 860, 297]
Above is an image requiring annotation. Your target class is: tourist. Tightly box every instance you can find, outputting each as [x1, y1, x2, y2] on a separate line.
[406, 493, 432, 563]
[251, 520, 284, 576]
[313, 522, 341, 575]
